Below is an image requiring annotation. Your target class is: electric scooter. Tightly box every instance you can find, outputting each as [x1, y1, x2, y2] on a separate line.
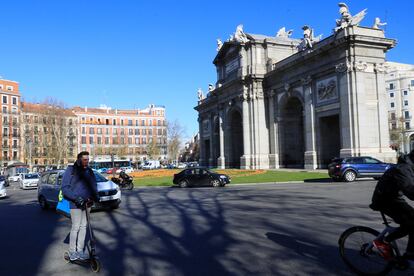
[63, 203, 101, 273]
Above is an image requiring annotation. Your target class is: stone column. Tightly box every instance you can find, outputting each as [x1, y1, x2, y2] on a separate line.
[240, 87, 251, 169]
[217, 105, 226, 168]
[253, 81, 270, 169]
[302, 76, 317, 170]
[209, 114, 215, 167]
[268, 90, 279, 168]
[198, 116, 206, 167]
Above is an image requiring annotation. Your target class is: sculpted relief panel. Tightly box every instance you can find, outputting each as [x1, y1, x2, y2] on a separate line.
[316, 76, 338, 104]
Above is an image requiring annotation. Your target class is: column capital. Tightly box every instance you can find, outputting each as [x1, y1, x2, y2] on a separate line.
[335, 61, 353, 73]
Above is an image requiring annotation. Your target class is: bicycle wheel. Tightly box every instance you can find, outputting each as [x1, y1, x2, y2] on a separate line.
[339, 226, 393, 275]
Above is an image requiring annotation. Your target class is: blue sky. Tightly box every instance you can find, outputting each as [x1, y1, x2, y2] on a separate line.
[0, 0, 413, 139]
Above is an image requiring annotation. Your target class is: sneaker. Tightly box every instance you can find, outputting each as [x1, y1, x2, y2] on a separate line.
[373, 239, 393, 260]
[78, 251, 90, 260]
[69, 251, 79, 261]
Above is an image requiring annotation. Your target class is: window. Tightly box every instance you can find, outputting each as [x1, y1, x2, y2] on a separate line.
[129, 129, 133, 135]
[120, 137, 125, 144]
[121, 119, 124, 125]
[128, 120, 132, 126]
[113, 138, 118, 144]
[364, 157, 380, 164]
[2, 106, 7, 113]
[12, 97, 17, 105]
[106, 128, 109, 135]
[48, 173, 57, 185]
[405, 111, 410, 119]
[411, 80, 414, 87]
[128, 137, 132, 144]
[390, 112, 396, 120]
[114, 128, 118, 135]
[105, 137, 109, 144]
[2, 95, 7, 104]
[389, 83, 395, 90]
[81, 137, 86, 144]
[89, 137, 94, 144]
[148, 129, 152, 135]
[82, 127, 85, 134]
[404, 100, 409, 106]
[6, 85, 13, 91]
[142, 137, 146, 144]
[391, 102, 395, 108]
[97, 128, 102, 134]
[158, 120, 161, 126]
[135, 138, 140, 144]
[142, 129, 147, 135]
[135, 129, 139, 135]
[142, 119, 145, 126]
[406, 122, 411, 129]
[40, 174, 49, 184]
[121, 129, 125, 135]
[89, 128, 95, 134]
[113, 119, 116, 125]
[97, 137, 102, 144]
[135, 120, 139, 126]
[390, 92, 394, 98]
[106, 119, 109, 125]
[404, 90, 408, 96]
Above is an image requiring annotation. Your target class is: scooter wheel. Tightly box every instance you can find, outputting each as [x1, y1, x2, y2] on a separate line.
[63, 251, 70, 263]
[90, 258, 101, 273]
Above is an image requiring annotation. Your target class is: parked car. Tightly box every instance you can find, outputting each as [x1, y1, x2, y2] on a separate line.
[106, 168, 115, 174]
[38, 169, 121, 211]
[0, 177, 6, 198]
[19, 173, 40, 190]
[97, 168, 108, 174]
[142, 160, 160, 170]
[116, 167, 134, 174]
[8, 174, 22, 184]
[173, 168, 231, 188]
[186, 162, 199, 168]
[328, 156, 394, 182]
[176, 163, 186, 169]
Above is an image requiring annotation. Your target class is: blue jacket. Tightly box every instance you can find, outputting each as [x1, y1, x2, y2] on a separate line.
[61, 163, 99, 209]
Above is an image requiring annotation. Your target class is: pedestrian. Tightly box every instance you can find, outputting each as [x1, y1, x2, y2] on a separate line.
[370, 149, 414, 260]
[62, 151, 99, 261]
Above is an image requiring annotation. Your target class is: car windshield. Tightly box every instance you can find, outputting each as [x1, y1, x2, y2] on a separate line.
[25, 174, 39, 179]
[94, 171, 107, 182]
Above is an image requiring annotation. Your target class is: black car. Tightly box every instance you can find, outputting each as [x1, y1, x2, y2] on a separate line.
[173, 168, 231, 188]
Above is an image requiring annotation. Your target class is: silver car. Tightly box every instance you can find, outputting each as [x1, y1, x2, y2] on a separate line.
[19, 173, 40, 189]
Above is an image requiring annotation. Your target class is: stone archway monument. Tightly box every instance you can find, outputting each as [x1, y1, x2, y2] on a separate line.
[195, 3, 396, 169]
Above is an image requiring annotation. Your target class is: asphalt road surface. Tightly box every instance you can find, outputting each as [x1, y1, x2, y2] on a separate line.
[1, 180, 413, 276]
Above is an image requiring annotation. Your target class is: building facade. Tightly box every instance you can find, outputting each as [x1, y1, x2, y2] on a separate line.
[385, 62, 414, 152]
[20, 102, 78, 167]
[196, 4, 396, 169]
[0, 79, 21, 167]
[73, 104, 167, 162]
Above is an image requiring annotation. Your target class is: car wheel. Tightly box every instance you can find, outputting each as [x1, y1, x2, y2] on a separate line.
[39, 196, 49, 210]
[343, 170, 356, 182]
[179, 180, 188, 188]
[211, 179, 221, 187]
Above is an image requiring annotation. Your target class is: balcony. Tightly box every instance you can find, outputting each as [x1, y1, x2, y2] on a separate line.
[2, 133, 9, 137]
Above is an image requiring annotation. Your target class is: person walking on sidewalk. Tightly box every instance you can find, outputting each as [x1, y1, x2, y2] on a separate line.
[62, 151, 99, 261]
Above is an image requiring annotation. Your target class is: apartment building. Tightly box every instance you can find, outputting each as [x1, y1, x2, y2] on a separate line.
[386, 62, 414, 152]
[0, 79, 21, 167]
[20, 102, 78, 167]
[72, 104, 167, 162]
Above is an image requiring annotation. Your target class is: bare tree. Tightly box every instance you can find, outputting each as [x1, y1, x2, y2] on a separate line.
[146, 138, 161, 159]
[390, 116, 408, 154]
[41, 98, 77, 166]
[167, 120, 185, 163]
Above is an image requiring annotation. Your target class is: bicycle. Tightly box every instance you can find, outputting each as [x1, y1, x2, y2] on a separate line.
[338, 211, 412, 275]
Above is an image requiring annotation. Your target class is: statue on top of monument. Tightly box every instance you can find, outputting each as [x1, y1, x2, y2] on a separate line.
[276, 27, 293, 38]
[197, 88, 204, 101]
[216, 39, 223, 52]
[208, 83, 215, 92]
[372, 17, 387, 30]
[334, 2, 367, 32]
[232, 24, 249, 43]
[297, 25, 322, 51]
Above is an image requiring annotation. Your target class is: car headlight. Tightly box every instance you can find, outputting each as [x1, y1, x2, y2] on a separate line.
[219, 175, 227, 179]
[116, 185, 120, 191]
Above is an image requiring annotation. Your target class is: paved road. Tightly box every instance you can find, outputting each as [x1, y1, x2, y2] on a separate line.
[1, 180, 413, 276]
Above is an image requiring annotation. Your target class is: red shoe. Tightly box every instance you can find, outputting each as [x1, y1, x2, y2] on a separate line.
[373, 239, 393, 260]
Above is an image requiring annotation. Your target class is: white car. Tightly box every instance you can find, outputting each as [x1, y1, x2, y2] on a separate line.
[0, 180, 6, 198]
[8, 174, 21, 183]
[116, 167, 134, 174]
[19, 173, 40, 189]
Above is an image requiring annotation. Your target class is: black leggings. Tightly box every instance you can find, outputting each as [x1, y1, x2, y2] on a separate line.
[382, 202, 414, 253]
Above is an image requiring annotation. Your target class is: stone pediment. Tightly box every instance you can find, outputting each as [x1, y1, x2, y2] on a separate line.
[214, 42, 240, 65]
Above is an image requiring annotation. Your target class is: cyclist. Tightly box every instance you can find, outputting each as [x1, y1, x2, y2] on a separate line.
[370, 150, 414, 260]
